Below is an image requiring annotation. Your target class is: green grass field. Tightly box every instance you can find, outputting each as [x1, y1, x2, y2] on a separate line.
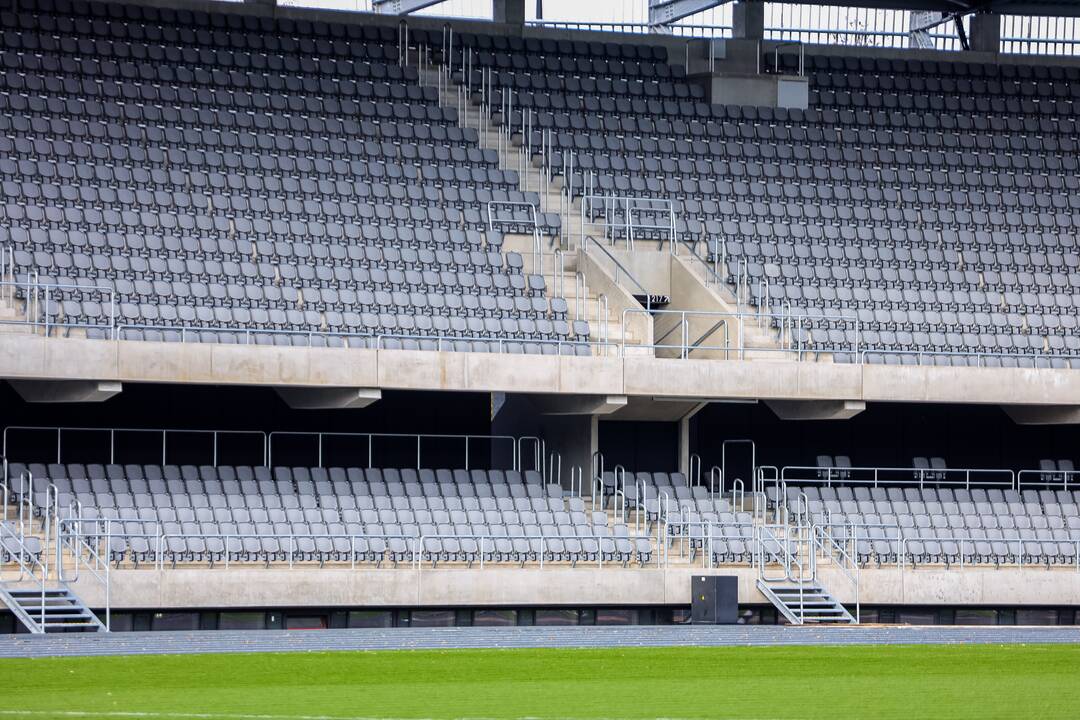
[3, 644, 1079, 720]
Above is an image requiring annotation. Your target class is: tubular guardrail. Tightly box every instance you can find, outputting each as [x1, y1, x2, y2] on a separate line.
[779, 465, 1017, 490]
[580, 235, 653, 312]
[579, 194, 677, 253]
[110, 325, 622, 358]
[486, 200, 543, 271]
[2, 426, 268, 467]
[0, 279, 116, 336]
[265, 432, 541, 476]
[1017, 469, 1080, 490]
[62, 521, 659, 571]
[0, 520, 49, 630]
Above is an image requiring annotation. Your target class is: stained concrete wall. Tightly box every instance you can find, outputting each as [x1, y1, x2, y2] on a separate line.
[10, 334, 1080, 408]
[70, 565, 1080, 609]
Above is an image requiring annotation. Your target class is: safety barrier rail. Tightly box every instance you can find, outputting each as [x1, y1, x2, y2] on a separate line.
[579, 193, 678, 253]
[819, 521, 1080, 572]
[858, 347, 1080, 369]
[1017, 469, 1080, 490]
[779, 465, 1017, 489]
[580, 235, 654, 313]
[266, 432, 543, 477]
[2, 426, 269, 467]
[61, 521, 660, 571]
[0, 279, 116, 336]
[110, 324, 621, 357]
[0, 520, 49, 629]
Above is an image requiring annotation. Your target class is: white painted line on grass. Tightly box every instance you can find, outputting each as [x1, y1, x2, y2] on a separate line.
[0, 711, 794, 720]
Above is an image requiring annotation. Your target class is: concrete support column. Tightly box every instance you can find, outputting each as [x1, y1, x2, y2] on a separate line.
[969, 12, 1001, 53]
[490, 394, 600, 490]
[493, 0, 525, 25]
[731, 0, 764, 41]
[677, 403, 707, 478]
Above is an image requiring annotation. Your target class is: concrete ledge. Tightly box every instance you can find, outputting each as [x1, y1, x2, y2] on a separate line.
[70, 565, 1080, 609]
[7, 335, 1080, 409]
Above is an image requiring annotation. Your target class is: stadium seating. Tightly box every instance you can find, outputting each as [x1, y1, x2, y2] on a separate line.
[5, 462, 654, 567]
[790, 483, 1080, 567]
[451, 39, 1080, 365]
[0, 0, 593, 353]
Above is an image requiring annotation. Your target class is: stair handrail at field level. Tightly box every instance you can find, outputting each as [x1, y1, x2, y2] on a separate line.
[0, 469, 50, 631]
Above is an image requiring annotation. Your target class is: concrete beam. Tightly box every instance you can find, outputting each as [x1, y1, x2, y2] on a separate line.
[1003, 405, 1080, 425]
[8, 380, 122, 403]
[73, 565, 1080, 610]
[766, 399, 866, 421]
[529, 394, 628, 416]
[492, 0, 525, 24]
[275, 387, 382, 410]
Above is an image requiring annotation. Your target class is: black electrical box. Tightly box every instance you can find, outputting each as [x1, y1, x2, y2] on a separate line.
[691, 575, 739, 624]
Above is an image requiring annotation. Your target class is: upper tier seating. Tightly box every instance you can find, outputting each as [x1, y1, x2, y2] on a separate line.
[6, 462, 654, 566]
[452, 40, 1080, 366]
[0, 0, 594, 354]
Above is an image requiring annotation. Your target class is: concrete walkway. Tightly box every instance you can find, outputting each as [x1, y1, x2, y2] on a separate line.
[1, 625, 1079, 658]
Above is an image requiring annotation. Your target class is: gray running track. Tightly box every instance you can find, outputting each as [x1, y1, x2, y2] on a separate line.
[1, 625, 1079, 658]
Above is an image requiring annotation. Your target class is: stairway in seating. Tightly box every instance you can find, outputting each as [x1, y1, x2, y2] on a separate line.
[0, 518, 106, 633]
[756, 579, 855, 625]
[0, 583, 106, 633]
[755, 522, 857, 625]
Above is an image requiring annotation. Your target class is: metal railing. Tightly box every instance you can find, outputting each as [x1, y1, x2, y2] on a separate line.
[486, 199, 542, 270]
[0, 520, 49, 630]
[779, 465, 1017, 490]
[0, 279, 116, 336]
[812, 522, 859, 622]
[858, 347, 1080, 369]
[579, 193, 678, 253]
[1017, 469, 1080, 490]
[56, 516, 110, 630]
[62, 521, 659, 571]
[622, 307, 858, 361]
[2, 426, 269, 467]
[265, 432, 543, 477]
[770, 41, 805, 76]
[822, 521, 1080, 573]
[111, 324, 620, 357]
[0, 245, 13, 305]
[580, 235, 653, 313]
[1001, 15, 1080, 56]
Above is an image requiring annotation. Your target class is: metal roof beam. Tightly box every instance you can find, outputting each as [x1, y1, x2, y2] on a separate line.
[371, 0, 447, 14]
[648, 0, 729, 30]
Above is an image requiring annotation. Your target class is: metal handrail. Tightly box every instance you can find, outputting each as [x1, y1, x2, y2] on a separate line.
[811, 523, 859, 623]
[580, 194, 676, 251]
[56, 516, 110, 629]
[0, 520, 49, 630]
[857, 346, 1080, 368]
[111, 324, 622, 357]
[2, 426, 268, 467]
[64, 524, 659, 571]
[265, 431, 536, 474]
[780, 465, 1017, 489]
[628, 308, 733, 359]
[771, 41, 805, 77]
[0, 279, 116, 335]
[1017, 469, 1080, 490]
[581, 235, 652, 312]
